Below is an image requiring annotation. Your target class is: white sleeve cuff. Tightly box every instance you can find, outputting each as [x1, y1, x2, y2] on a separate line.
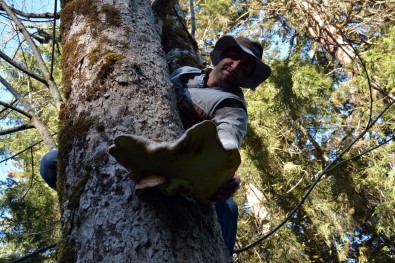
[220, 138, 238, 150]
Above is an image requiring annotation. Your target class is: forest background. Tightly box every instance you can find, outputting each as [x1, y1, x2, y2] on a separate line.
[0, 0, 394, 262]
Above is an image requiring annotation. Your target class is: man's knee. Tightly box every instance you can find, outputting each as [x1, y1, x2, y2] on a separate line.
[39, 149, 58, 190]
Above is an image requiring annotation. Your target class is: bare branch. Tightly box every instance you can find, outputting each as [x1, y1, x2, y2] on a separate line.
[0, 100, 30, 117]
[0, 133, 57, 164]
[0, 50, 48, 85]
[0, 98, 17, 117]
[0, 5, 59, 19]
[0, 123, 34, 135]
[0, 75, 57, 150]
[9, 243, 57, 263]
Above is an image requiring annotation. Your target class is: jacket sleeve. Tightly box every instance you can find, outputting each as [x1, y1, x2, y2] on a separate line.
[211, 101, 248, 149]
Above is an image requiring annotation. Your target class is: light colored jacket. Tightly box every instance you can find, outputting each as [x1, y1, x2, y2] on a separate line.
[170, 66, 248, 149]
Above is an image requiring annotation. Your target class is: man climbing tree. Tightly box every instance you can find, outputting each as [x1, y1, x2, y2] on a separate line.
[41, 34, 271, 258]
[2, 0, 395, 262]
[55, 0, 269, 261]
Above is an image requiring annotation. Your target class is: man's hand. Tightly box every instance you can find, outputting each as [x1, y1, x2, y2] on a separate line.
[213, 175, 241, 201]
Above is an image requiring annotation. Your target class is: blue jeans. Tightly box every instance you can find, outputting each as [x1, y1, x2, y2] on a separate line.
[215, 198, 238, 254]
[39, 150, 238, 254]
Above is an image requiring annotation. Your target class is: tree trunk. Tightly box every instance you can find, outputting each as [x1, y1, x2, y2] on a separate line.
[58, 0, 230, 262]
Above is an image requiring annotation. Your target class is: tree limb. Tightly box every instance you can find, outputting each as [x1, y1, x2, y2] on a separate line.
[0, 50, 48, 85]
[297, 1, 357, 79]
[10, 243, 57, 263]
[0, 98, 17, 117]
[0, 100, 30, 117]
[0, 123, 34, 136]
[0, 6, 59, 19]
[0, 75, 57, 150]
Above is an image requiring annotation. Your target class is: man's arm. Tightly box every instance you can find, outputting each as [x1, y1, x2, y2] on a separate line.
[212, 100, 248, 149]
[211, 100, 247, 200]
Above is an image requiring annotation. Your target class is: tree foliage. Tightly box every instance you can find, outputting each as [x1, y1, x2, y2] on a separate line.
[180, 0, 395, 261]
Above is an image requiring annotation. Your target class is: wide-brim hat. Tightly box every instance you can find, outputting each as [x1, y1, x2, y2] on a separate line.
[210, 35, 271, 90]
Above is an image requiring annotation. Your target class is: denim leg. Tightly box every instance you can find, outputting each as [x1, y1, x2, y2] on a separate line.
[215, 197, 238, 254]
[39, 149, 58, 190]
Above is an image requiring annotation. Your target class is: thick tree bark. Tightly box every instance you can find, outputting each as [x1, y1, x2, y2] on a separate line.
[58, 0, 230, 262]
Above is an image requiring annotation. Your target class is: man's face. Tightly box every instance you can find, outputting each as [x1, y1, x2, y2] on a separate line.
[210, 46, 256, 90]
